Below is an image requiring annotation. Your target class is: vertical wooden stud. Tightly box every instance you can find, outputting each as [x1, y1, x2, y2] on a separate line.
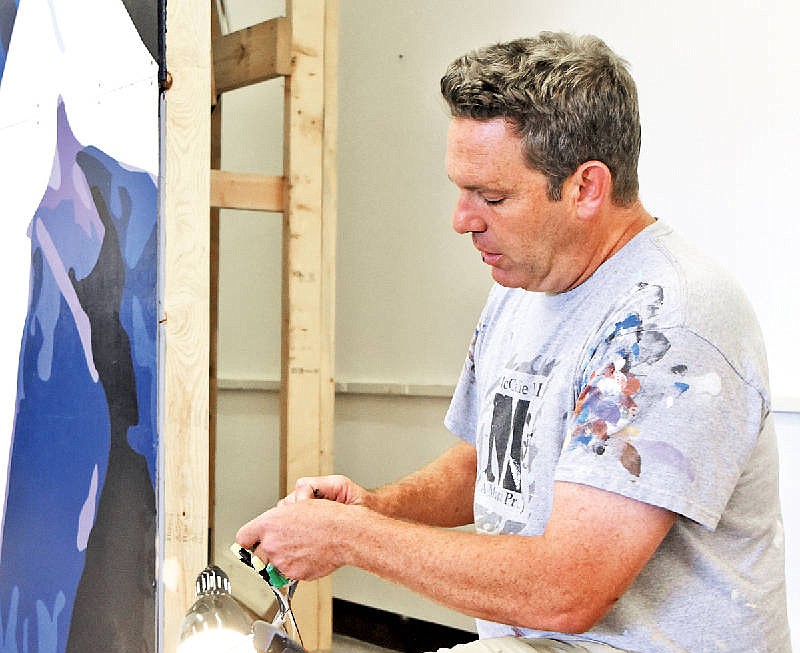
[281, 1, 336, 650]
[316, 0, 338, 644]
[162, 0, 211, 650]
[209, 0, 224, 569]
[321, 0, 338, 501]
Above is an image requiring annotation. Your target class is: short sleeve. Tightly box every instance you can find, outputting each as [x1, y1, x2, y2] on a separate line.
[555, 307, 766, 530]
[444, 319, 481, 445]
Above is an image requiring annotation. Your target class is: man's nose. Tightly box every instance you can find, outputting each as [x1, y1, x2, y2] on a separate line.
[452, 192, 486, 234]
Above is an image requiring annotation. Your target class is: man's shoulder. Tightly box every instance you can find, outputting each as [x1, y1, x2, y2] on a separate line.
[597, 224, 769, 393]
[645, 225, 763, 344]
[611, 221, 757, 326]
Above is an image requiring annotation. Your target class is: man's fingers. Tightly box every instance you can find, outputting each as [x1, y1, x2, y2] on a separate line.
[235, 513, 266, 550]
[279, 478, 322, 505]
[230, 542, 268, 573]
[292, 474, 359, 504]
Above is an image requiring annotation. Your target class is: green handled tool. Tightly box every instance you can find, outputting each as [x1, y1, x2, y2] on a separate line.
[231, 543, 303, 647]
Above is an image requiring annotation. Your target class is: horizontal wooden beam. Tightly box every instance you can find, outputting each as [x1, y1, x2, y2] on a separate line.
[212, 16, 291, 94]
[216, 376, 455, 399]
[210, 170, 284, 211]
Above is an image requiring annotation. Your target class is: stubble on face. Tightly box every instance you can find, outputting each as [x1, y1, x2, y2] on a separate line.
[446, 118, 578, 292]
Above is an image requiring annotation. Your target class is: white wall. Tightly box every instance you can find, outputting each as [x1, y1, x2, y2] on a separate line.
[214, 0, 799, 642]
[777, 411, 800, 647]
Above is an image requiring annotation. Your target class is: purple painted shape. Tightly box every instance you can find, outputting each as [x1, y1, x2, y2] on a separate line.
[635, 438, 696, 481]
[30, 100, 104, 383]
[34, 219, 97, 382]
[76, 465, 98, 551]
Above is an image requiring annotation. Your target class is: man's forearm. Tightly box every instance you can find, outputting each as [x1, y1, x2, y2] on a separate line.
[238, 466, 674, 634]
[336, 504, 578, 631]
[365, 440, 476, 528]
[335, 481, 675, 634]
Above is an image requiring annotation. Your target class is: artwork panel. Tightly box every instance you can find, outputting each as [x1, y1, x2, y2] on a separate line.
[0, 0, 162, 652]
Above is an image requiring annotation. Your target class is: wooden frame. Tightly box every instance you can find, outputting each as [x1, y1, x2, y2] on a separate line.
[207, 1, 336, 651]
[162, 1, 335, 651]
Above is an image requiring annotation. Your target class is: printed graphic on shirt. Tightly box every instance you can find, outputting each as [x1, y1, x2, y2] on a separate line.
[567, 282, 709, 481]
[475, 357, 556, 534]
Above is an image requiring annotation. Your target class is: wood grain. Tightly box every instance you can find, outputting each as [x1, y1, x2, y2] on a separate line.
[280, 1, 336, 650]
[213, 17, 291, 94]
[161, 0, 211, 650]
[210, 170, 284, 212]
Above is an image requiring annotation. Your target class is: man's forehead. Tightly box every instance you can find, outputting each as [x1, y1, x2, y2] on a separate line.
[447, 116, 517, 143]
[445, 118, 526, 181]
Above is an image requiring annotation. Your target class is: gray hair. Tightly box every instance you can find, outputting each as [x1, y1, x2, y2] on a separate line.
[440, 32, 641, 206]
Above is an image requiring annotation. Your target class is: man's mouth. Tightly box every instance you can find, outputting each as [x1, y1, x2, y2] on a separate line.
[472, 235, 502, 266]
[477, 247, 502, 266]
[481, 252, 503, 266]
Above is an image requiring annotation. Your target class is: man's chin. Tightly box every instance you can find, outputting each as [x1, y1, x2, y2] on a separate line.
[491, 268, 526, 289]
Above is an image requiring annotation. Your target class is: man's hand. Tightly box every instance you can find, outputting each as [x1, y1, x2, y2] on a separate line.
[235, 495, 360, 581]
[234, 443, 477, 589]
[279, 474, 370, 507]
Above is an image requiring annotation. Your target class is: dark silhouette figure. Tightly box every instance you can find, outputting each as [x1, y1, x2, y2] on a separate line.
[65, 150, 155, 653]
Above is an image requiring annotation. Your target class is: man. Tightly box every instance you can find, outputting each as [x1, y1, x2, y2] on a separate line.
[237, 33, 790, 652]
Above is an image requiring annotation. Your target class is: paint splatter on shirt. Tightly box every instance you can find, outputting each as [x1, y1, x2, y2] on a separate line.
[445, 220, 788, 651]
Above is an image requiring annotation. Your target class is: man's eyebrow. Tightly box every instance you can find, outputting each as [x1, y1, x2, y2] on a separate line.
[455, 182, 509, 196]
[445, 175, 489, 192]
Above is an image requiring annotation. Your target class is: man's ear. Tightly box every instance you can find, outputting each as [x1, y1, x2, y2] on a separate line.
[568, 161, 612, 220]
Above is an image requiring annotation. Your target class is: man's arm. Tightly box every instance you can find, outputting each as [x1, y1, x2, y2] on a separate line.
[237, 477, 675, 634]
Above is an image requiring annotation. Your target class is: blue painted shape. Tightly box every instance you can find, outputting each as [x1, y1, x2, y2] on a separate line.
[0, 0, 19, 83]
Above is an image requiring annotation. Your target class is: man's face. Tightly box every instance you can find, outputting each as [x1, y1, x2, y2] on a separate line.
[445, 117, 579, 292]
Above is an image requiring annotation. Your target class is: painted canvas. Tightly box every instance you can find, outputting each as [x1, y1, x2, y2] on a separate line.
[0, 1, 161, 651]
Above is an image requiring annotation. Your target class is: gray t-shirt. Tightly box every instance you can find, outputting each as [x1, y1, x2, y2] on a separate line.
[445, 220, 790, 652]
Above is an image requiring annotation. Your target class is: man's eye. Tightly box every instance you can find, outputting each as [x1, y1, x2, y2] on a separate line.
[483, 197, 505, 206]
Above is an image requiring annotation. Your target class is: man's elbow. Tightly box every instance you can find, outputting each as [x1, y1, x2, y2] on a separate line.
[545, 608, 608, 635]
[516, 594, 617, 635]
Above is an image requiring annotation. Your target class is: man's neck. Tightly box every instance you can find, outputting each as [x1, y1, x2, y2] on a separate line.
[560, 201, 655, 293]
[603, 201, 655, 260]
